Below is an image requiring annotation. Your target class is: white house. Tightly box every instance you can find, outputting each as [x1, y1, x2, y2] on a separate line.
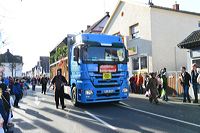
[0, 49, 23, 77]
[102, 0, 200, 76]
[178, 30, 200, 70]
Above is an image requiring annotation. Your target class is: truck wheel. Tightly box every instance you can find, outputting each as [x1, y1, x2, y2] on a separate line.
[71, 87, 79, 106]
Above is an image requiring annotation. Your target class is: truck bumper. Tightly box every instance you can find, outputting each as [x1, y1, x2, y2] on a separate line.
[78, 92, 129, 103]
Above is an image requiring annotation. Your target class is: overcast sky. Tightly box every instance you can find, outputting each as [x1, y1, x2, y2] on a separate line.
[0, 0, 200, 72]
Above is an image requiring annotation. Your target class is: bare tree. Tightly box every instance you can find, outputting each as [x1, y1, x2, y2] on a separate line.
[8, 62, 16, 77]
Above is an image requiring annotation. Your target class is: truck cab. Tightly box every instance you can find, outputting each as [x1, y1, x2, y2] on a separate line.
[68, 34, 129, 106]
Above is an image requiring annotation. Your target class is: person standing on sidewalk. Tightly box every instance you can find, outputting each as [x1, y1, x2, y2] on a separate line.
[49, 69, 68, 109]
[146, 72, 159, 104]
[31, 77, 37, 91]
[156, 73, 163, 98]
[129, 74, 136, 93]
[0, 87, 7, 133]
[191, 63, 199, 103]
[137, 73, 144, 94]
[0, 77, 11, 132]
[180, 66, 191, 103]
[13, 79, 23, 108]
[161, 68, 168, 101]
[8, 77, 14, 95]
[40, 75, 48, 95]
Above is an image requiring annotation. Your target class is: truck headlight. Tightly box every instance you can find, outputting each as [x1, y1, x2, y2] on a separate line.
[85, 90, 93, 95]
[122, 88, 128, 93]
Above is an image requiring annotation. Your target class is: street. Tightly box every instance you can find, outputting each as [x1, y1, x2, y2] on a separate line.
[11, 86, 200, 133]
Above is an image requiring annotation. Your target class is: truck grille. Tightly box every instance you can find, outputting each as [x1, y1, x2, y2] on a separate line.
[89, 72, 123, 88]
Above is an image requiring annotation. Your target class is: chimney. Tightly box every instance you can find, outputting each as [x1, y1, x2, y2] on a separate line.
[106, 12, 110, 17]
[148, 0, 154, 6]
[7, 49, 9, 52]
[173, 2, 179, 10]
[87, 25, 91, 29]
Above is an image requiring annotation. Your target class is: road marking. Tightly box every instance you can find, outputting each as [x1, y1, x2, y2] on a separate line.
[118, 102, 200, 128]
[34, 96, 41, 106]
[84, 111, 117, 130]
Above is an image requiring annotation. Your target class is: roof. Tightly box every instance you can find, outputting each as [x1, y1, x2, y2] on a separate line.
[177, 30, 200, 49]
[102, 0, 200, 33]
[84, 12, 110, 33]
[50, 34, 75, 53]
[150, 5, 200, 16]
[0, 49, 23, 63]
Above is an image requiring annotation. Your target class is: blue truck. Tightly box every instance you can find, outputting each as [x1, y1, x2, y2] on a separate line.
[50, 33, 129, 106]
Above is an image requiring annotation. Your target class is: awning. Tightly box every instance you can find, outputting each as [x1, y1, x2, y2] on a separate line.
[177, 30, 200, 49]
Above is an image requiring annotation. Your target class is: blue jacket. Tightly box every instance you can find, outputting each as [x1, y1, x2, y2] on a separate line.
[13, 83, 23, 95]
[4, 78, 9, 87]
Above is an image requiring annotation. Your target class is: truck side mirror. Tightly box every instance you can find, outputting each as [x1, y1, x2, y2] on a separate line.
[125, 50, 129, 62]
[73, 47, 79, 62]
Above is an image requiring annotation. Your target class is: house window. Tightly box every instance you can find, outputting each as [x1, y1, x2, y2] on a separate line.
[198, 21, 200, 27]
[130, 23, 139, 39]
[132, 56, 148, 71]
[141, 56, 147, 69]
[191, 49, 200, 58]
[132, 57, 139, 70]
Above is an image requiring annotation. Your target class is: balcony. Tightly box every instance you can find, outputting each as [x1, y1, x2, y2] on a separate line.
[127, 38, 152, 56]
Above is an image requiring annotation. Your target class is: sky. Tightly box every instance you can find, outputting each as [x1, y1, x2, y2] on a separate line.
[0, 0, 200, 72]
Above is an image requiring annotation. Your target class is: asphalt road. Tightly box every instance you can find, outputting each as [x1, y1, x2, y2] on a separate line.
[10, 86, 200, 133]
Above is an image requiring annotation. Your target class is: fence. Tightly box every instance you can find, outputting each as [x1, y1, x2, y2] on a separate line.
[167, 71, 183, 96]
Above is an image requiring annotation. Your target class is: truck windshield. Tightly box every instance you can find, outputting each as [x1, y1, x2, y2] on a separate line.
[82, 46, 126, 63]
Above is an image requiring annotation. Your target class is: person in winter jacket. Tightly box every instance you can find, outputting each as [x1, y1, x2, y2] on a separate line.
[129, 74, 136, 93]
[180, 66, 191, 103]
[31, 77, 37, 91]
[146, 72, 159, 104]
[40, 75, 48, 95]
[136, 73, 144, 94]
[0, 77, 10, 132]
[161, 68, 168, 101]
[191, 63, 199, 103]
[0, 88, 7, 132]
[13, 79, 23, 108]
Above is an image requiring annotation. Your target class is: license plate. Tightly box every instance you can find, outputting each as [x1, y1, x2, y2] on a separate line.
[103, 73, 112, 80]
[103, 90, 115, 94]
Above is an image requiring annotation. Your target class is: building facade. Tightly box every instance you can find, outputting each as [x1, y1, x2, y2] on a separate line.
[178, 30, 200, 70]
[40, 56, 50, 75]
[102, 0, 200, 76]
[0, 49, 23, 77]
[32, 56, 50, 77]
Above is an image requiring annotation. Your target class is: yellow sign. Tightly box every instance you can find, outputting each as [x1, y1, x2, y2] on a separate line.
[128, 46, 137, 56]
[103, 73, 112, 80]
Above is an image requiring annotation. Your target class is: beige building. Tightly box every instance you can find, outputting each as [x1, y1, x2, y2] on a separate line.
[102, 0, 200, 76]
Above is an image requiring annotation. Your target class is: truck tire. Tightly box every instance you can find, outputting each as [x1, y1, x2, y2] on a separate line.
[71, 87, 79, 106]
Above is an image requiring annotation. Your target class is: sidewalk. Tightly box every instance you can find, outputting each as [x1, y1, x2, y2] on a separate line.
[129, 93, 200, 106]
